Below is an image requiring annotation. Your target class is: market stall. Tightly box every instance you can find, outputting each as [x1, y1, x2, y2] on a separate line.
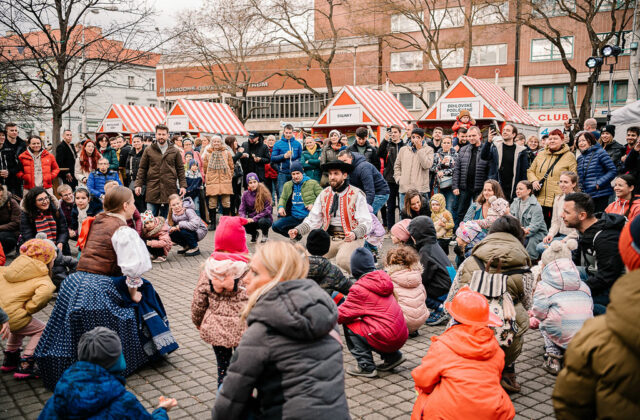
[311, 85, 413, 142]
[419, 75, 539, 138]
[166, 99, 249, 136]
[96, 104, 166, 140]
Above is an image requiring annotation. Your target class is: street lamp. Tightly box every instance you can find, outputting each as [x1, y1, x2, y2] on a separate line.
[585, 56, 603, 69]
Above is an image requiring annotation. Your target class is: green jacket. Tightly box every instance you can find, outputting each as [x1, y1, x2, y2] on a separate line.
[552, 269, 640, 420]
[302, 149, 322, 182]
[278, 178, 322, 209]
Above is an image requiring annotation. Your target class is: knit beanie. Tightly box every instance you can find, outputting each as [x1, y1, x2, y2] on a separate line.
[541, 239, 578, 266]
[77, 327, 122, 370]
[289, 161, 304, 175]
[307, 229, 330, 256]
[213, 216, 249, 261]
[246, 172, 259, 184]
[411, 128, 425, 138]
[20, 238, 57, 265]
[601, 124, 615, 136]
[351, 247, 376, 280]
[329, 129, 341, 139]
[619, 216, 640, 271]
[390, 219, 411, 242]
[141, 210, 155, 225]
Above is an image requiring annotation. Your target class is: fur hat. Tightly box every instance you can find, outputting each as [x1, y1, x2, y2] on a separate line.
[328, 129, 341, 139]
[212, 216, 249, 262]
[390, 219, 411, 242]
[20, 238, 57, 265]
[458, 109, 471, 118]
[141, 210, 155, 225]
[540, 239, 578, 266]
[307, 229, 330, 256]
[204, 256, 248, 293]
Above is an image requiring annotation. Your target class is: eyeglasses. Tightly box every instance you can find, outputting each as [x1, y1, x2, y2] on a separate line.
[36, 196, 50, 203]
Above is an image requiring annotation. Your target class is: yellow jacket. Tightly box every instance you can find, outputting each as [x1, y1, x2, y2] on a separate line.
[0, 255, 55, 331]
[527, 144, 577, 208]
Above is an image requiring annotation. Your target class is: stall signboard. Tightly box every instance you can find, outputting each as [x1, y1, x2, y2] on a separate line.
[167, 116, 190, 132]
[329, 106, 361, 125]
[103, 118, 123, 132]
[439, 100, 481, 119]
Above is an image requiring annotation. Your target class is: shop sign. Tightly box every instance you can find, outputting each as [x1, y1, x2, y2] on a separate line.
[528, 110, 571, 125]
[103, 118, 122, 132]
[439, 100, 480, 119]
[329, 106, 361, 124]
[167, 116, 190, 131]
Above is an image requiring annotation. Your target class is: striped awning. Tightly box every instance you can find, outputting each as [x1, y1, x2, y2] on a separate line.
[170, 99, 248, 135]
[346, 86, 414, 127]
[97, 104, 166, 134]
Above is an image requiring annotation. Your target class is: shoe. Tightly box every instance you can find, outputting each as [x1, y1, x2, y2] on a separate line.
[1, 349, 21, 373]
[177, 247, 190, 254]
[153, 256, 166, 263]
[208, 209, 217, 231]
[260, 234, 268, 243]
[13, 356, 38, 379]
[346, 365, 377, 378]
[500, 371, 521, 393]
[376, 355, 406, 372]
[542, 353, 562, 376]
[250, 234, 258, 243]
[185, 248, 201, 257]
[425, 307, 450, 326]
[408, 330, 420, 338]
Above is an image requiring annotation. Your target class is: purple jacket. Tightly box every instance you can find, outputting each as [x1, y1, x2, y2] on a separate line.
[172, 197, 207, 241]
[239, 190, 273, 222]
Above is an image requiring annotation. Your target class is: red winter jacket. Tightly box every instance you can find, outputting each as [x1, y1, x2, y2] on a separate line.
[17, 149, 60, 190]
[338, 270, 408, 353]
[264, 146, 278, 179]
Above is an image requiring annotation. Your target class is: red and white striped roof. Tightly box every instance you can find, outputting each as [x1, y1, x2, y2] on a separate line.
[97, 104, 166, 134]
[463, 77, 538, 126]
[169, 99, 248, 135]
[313, 85, 413, 128]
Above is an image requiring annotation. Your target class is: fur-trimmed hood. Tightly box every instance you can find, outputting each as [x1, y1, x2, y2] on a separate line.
[143, 216, 167, 237]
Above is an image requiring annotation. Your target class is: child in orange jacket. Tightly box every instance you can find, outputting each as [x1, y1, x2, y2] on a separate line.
[451, 109, 476, 143]
[411, 286, 515, 420]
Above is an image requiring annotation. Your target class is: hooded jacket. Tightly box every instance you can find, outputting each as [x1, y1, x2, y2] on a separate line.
[527, 144, 577, 208]
[411, 324, 515, 420]
[99, 146, 120, 171]
[270, 136, 303, 175]
[0, 185, 20, 235]
[577, 143, 617, 199]
[349, 152, 390, 205]
[386, 263, 428, 333]
[142, 217, 172, 256]
[482, 139, 529, 199]
[510, 195, 548, 259]
[429, 193, 454, 239]
[394, 142, 435, 194]
[0, 255, 55, 331]
[552, 269, 640, 420]
[307, 255, 353, 295]
[39, 361, 169, 419]
[278, 176, 322, 216]
[407, 216, 453, 298]
[169, 197, 207, 241]
[338, 270, 408, 353]
[17, 149, 60, 190]
[531, 258, 592, 349]
[578, 213, 626, 296]
[212, 279, 349, 420]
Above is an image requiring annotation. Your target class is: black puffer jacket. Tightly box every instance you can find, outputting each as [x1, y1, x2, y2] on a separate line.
[407, 216, 453, 298]
[212, 279, 350, 420]
[348, 141, 379, 170]
[452, 143, 490, 192]
[307, 255, 353, 295]
[51, 248, 77, 289]
[378, 139, 404, 184]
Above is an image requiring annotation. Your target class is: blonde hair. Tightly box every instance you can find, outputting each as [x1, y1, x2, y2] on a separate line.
[241, 241, 309, 321]
[166, 193, 182, 226]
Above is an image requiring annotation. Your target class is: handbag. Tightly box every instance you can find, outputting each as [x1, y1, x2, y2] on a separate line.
[534, 155, 561, 196]
[438, 175, 453, 189]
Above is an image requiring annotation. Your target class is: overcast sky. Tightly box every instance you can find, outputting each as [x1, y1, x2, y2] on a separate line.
[152, 0, 202, 29]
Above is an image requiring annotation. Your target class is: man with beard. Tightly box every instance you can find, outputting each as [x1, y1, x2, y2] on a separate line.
[454, 127, 468, 151]
[482, 123, 529, 200]
[0, 122, 27, 197]
[288, 160, 371, 274]
[239, 131, 270, 185]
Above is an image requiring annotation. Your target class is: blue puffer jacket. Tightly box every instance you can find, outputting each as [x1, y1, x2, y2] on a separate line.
[270, 136, 302, 175]
[577, 144, 617, 199]
[349, 152, 390, 205]
[38, 361, 169, 420]
[86, 170, 121, 198]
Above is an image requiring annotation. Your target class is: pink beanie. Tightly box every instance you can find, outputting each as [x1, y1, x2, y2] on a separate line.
[212, 216, 249, 261]
[390, 219, 411, 242]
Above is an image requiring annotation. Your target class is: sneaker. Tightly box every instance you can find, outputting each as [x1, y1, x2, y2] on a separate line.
[542, 353, 562, 376]
[153, 256, 166, 263]
[13, 357, 38, 379]
[500, 371, 521, 393]
[1, 349, 21, 373]
[185, 248, 201, 257]
[425, 307, 450, 326]
[346, 365, 377, 378]
[376, 355, 406, 372]
[408, 330, 420, 338]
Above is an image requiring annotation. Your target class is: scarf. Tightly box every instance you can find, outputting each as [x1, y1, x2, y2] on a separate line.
[329, 179, 350, 217]
[207, 147, 230, 174]
[28, 149, 43, 187]
[35, 211, 57, 241]
[306, 143, 318, 155]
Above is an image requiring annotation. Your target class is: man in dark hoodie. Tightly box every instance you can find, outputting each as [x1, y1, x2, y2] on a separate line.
[562, 192, 625, 314]
[337, 149, 389, 214]
[348, 127, 379, 170]
[239, 131, 270, 185]
[0, 122, 27, 198]
[407, 216, 455, 325]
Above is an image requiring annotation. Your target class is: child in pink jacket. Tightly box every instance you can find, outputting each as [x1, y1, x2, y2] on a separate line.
[141, 211, 172, 263]
[338, 247, 408, 378]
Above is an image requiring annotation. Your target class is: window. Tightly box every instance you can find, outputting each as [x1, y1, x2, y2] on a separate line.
[472, 2, 509, 25]
[427, 90, 440, 105]
[391, 51, 423, 71]
[128, 76, 135, 88]
[391, 12, 423, 33]
[531, 37, 573, 61]
[430, 8, 465, 29]
[528, 85, 573, 109]
[394, 92, 420, 110]
[597, 81, 628, 105]
[429, 48, 464, 69]
[148, 78, 155, 90]
[532, 0, 576, 17]
[242, 93, 329, 120]
[149, 103, 156, 107]
[597, 31, 633, 55]
[598, 0, 632, 11]
[470, 44, 507, 66]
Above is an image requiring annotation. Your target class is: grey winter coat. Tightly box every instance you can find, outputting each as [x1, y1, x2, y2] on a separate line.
[510, 195, 548, 259]
[212, 279, 350, 420]
[452, 143, 490, 192]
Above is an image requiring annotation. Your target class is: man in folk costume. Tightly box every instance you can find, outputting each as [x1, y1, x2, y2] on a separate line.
[289, 160, 372, 274]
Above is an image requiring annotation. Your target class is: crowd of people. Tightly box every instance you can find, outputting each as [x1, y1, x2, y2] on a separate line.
[0, 117, 639, 419]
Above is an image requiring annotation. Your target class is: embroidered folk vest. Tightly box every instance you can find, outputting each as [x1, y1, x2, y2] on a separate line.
[319, 186, 359, 233]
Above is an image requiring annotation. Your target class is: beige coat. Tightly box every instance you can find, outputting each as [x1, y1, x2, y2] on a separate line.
[203, 149, 234, 196]
[386, 263, 429, 333]
[393, 144, 434, 194]
[527, 144, 577, 208]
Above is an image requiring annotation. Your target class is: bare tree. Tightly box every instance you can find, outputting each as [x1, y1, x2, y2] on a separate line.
[0, 0, 167, 148]
[0, 60, 39, 125]
[514, 0, 634, 123]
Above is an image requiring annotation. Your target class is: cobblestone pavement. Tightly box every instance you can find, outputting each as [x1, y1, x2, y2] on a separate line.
[1, 231, 556, 419]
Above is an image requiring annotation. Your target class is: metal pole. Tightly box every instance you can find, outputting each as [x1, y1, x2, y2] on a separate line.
[607, 64, 614, 122]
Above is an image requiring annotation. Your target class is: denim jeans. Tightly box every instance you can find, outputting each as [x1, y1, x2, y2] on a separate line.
[170, 229, 199, 249]
[385, 182, 400, 228]
[535, 234, 566, 255]
[276, 172, 292, 199]
[272, 215, 305, 238]
[147, 202, 169, 218]
[399, 193, 406, 211]
[441, 187, 458, 215]
[343, 325, 402, 372]
[372, 194, 389, 215]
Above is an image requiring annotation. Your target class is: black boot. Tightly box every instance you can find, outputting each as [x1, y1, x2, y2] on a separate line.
[208, 209, 217, 231]
[222, 207, 231, 216]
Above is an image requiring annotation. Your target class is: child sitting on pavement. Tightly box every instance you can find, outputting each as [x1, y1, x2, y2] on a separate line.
[39, 327, 177, 418]
[411, 286, 515, 420]
[305, 229, 353, 305]
[0, 238, 57, 379]
[141, 211, 172, 263]
[390, 219, 411, 244]
[338, 247, 408, 378]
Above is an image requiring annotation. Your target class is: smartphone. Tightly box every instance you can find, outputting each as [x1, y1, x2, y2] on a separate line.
[569, 118, 579, 125]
